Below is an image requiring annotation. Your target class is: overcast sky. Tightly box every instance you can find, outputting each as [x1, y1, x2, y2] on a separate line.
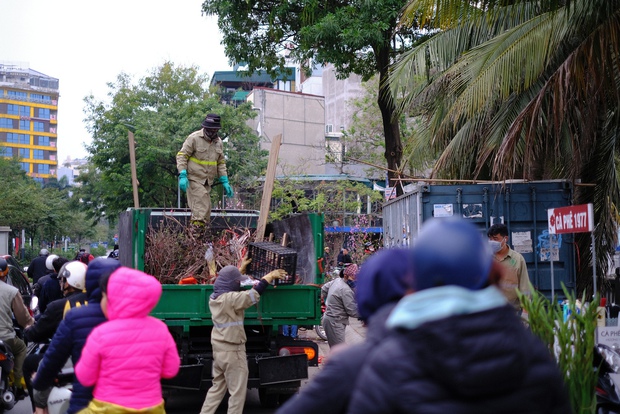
[0, 0, 231, 162]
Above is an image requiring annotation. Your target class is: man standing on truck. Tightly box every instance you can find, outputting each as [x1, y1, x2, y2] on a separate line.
[177, 113, 234, 239]
[200, 264, 286, 414]
[487, 223, 531, 310]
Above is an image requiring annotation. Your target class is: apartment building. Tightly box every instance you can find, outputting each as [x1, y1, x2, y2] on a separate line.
[0, 62, 59, 183]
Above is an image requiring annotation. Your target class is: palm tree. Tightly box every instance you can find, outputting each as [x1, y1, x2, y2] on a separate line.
[391, 0, 620, 296]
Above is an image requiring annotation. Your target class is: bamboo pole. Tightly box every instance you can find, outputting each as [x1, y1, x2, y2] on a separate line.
[128, 131, 140, 208]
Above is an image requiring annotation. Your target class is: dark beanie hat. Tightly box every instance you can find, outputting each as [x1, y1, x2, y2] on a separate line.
[355, 248, 412, 322]
[211, 265, 248, 299]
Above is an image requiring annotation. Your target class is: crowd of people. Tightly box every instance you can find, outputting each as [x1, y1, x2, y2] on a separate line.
[0, 246, 179, 414]
[279, 218, 570, 413]
[0, 216, 571, 413]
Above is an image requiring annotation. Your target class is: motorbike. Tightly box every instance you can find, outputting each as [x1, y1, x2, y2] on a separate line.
[0, 339, 18, 413]
[26, 295, 72, 414]
[596, 343, 620, 413]
[314, 300, 327, 341]
[27, 340, 73, 414]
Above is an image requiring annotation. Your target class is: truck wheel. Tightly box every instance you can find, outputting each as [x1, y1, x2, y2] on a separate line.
[258, 388, 279, 408]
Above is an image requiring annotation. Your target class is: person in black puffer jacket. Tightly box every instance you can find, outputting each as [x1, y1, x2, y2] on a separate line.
[277, 248, 413, 414]
[347, 218, 571, 414]
[31, 258, 121, 414]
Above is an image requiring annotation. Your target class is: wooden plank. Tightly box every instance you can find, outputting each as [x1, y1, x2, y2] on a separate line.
[255, 134, 282, 241]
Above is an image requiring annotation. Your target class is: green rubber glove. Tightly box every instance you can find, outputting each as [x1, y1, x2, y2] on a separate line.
[219, 176, 234, 198]
[179, 170, 188, 192]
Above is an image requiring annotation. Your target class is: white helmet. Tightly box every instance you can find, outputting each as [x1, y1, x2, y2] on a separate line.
[58, 261, 87, 291]
[45, 254, 59, 271]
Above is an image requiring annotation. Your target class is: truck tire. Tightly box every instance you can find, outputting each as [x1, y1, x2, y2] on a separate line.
[258, 387, 279, 408]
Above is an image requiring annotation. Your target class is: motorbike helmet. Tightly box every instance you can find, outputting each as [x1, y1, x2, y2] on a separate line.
[0, 258, 8, 278]
[45, 254, 59, 271]
[411, 217, 493, 292]
[58, 261, 87, 291]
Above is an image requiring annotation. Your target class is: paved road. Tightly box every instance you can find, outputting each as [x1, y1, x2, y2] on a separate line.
[9, 319, 367, 414]
[164, 319, 366, 413]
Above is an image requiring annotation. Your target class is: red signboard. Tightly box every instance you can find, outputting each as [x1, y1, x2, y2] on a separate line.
[547, 203, 594, 234]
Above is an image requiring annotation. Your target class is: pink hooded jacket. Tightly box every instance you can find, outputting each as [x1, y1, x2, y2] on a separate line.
[75, 267, 180, 409]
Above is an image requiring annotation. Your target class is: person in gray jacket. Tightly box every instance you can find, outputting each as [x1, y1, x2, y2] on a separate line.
[322, 263, 359, 348]
[277, 248, 413, 414]
[0, 258, 34, 399]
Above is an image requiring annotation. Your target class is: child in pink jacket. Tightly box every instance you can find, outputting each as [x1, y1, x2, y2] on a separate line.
[76, 267, 180, 413]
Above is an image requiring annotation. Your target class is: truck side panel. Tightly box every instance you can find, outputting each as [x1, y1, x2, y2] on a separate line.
[151, 284, 322, 327]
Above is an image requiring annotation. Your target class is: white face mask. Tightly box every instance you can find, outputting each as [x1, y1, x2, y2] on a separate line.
[489, 240, 502, 253]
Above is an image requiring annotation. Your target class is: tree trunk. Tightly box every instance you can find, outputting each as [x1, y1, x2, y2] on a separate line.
[376, 46, 403, 196]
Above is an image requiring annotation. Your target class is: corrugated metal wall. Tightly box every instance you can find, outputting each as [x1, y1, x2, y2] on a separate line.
[382, 181, 575, 298]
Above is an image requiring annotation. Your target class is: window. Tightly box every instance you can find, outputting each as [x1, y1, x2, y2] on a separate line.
[1, 147, 12, 157]
[20, 162, 29, 172]
[19, 106, 30, 116]
[37, 108, 50, 119]
[7, 105, 18, 115]
[38, 164, 50, 174]
[33, 149, 44, 160]
[8, 91, 27, 99]
[19, 120, 29, 130]
[0, 118, 13, 129]
[30, 93, 51, 103]
[33, 122, 44, 132]
[7, 133, 28, 144]
[19, 148, 29, 159]
[37, 136, 49, 146]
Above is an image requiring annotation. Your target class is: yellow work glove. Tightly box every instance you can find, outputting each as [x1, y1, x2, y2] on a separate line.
[239, 257, 252, 275]
[262, 269, 287, 284]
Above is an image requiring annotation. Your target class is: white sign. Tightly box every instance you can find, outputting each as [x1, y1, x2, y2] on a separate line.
[433, 204, 453, 218]
[512, 231, 533, 254]
[596, 327, 620, 348]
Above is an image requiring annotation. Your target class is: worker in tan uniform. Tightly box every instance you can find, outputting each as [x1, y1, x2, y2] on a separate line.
[176, 113, 233, 236]
[200, 263, 286, 414]
[487, 223, 531, 311]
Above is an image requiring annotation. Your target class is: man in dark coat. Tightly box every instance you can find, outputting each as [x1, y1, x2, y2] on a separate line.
[27, 249, 49, 284]
[277, 248, 413, 414]
[31, 258, 121, 414]
[346, 218, 571, 414]
[336, 248, 352, 267]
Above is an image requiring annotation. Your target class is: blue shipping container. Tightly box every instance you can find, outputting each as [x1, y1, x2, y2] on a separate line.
[382, 180, 575, 299]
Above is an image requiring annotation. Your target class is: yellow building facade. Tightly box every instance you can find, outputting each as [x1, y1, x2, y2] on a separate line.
[0, 63, 59, 183]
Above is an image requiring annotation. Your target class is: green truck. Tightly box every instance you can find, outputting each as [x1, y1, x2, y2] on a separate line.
[118, 208, 323, 407]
